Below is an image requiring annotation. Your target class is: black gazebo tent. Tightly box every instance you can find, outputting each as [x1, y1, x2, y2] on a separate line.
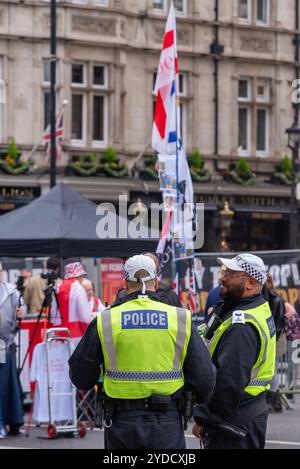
[0, 183, 158, 258]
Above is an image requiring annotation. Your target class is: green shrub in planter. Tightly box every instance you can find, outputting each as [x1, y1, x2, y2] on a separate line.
[188, 150, 211, 183]
[0, 139, 30, 175]
[69, 153, 99, 176]
[273, 154, 300, 185]
[225, 158, 256, 186]
[139, 157, 159, 180]
[101, 147, 128, 178]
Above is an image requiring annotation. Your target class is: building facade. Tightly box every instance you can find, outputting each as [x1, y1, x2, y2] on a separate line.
[0, 0, 299, 251]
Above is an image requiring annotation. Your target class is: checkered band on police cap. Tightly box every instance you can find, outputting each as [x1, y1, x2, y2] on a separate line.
[218, 253, 267, 285]
[235, 254, 267, 284]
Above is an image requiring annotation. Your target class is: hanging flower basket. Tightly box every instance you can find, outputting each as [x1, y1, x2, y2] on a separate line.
[100, 147, 128, 178]
[224, 160, 256, 186]
[140, 157, 159, 181]
[272, 155, 300, 186]
[0, 140, 31, 175]
[188, 150, 212, 183]
[69, 154, 100, 177]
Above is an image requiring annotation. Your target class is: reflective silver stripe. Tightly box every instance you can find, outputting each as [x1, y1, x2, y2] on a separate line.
[248, 379, 272, 387]
[101, 308, 117, 370]
[106, 370, 183, 382]
[244, 313, 268, 364]
[173, 308, 187, 370]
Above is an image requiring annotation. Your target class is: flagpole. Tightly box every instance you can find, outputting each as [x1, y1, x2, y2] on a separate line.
[173, 2, 181, 298]
[50, 0, 57, 188]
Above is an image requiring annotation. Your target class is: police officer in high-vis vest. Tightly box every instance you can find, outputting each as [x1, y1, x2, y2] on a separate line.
[193, 254, 276, 450]
[69, 255, 215, 449]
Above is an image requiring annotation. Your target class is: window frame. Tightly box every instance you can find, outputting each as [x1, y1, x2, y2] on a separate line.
[0, 58, 4, 142]
[256, 0, 270, 26]
[238, 0, 251, 24]
[93, 64, 108, 90]
[71, 92, 87, 147]
[71, 63, 87, 89]
[92, 93, 108, 148]
[173, 0, 187, 17]
[238, 106, 251, 157]
[256, 107, 269, 157]
[238, 78, 251, 103]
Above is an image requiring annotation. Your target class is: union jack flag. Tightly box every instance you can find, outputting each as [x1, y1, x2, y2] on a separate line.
[172, 271, 184, 306]
[42, 103, 65, 161]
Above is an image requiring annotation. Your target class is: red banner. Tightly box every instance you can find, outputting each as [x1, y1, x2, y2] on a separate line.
[100, 258, 125, 306]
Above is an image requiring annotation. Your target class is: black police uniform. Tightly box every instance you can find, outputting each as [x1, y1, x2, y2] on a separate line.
[113, 282, 182, 308]
[69, 291, 216, 450]
[194, 295, 270, 450]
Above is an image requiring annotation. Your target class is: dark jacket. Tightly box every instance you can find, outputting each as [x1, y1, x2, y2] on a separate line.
[69, 291, 216, 403]
[262, 286, 285, 341]
[113, 282, 182, 308]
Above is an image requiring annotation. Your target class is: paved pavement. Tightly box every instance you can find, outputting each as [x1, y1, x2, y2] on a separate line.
[0, 395, 299, 450]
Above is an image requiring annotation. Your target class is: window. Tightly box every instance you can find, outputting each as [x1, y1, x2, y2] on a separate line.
[93, 0, 109, 7]
[256, 109, 267, 153]
[71, 63, 109, 147]
[238, 108, 250, 153]
[237, 78, 270, 157]
[152, 0, 186, 16]
[238, 79, 250, 101]
[238, 0, 269, 25]
[71, 64, 86, 87]
[257, 0, 268, 24]
[44, 92, 51, 129]
[92, 65, 108, 146]
[71, 63, 87, 145]
[0, 59, 4, 142]
[238, 0, 251, 22]
[42, 59, 59, 131]
[174, 0, 186, 15]
[72, 0, 108, 5]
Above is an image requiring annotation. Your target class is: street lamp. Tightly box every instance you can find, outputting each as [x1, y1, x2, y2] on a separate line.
[285, 121, 300, 248]
[219, 201, 234, 252]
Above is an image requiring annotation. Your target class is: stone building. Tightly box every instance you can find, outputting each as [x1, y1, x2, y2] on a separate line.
[0, 0, 299, 251]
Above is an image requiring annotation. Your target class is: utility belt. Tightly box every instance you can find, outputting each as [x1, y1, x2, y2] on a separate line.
[228, 394, 268, 427]
[95, 385, 194, 430]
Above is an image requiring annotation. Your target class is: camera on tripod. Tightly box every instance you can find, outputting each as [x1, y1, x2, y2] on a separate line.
[16, 275, 25, 294]
[41, 271, 58, 287]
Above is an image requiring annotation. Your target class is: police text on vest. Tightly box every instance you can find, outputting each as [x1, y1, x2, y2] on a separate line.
[122, 310, 168, 329]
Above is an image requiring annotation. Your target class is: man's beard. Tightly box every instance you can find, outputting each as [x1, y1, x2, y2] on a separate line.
[220, 280, 246, 299]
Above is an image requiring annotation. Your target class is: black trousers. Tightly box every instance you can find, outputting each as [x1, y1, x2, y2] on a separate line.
[104, 409, 186, 450]
[205, 411, 268, 450]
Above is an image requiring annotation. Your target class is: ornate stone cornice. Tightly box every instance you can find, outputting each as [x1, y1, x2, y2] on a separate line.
[71, 15, 117, 36]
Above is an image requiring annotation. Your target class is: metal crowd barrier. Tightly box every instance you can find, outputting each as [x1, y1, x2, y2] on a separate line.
[278, 340, 300, 410]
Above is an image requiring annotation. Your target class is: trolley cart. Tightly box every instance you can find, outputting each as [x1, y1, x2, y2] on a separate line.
[45, 328, 86, 439]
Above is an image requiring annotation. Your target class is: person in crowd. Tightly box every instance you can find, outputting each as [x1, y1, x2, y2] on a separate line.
[81, 279, 105, 314]
[0, 262, 25, 437]
[69, 255, 215, 450]
[193, 254, 276, 449]
[51, 261, 94, 343]
[24, 257, 60, 315]
[20, 269, 32, 288]
[113, 252, 182, 308]
[204, 285, 222, 323]
[262, 274, 286, 413]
